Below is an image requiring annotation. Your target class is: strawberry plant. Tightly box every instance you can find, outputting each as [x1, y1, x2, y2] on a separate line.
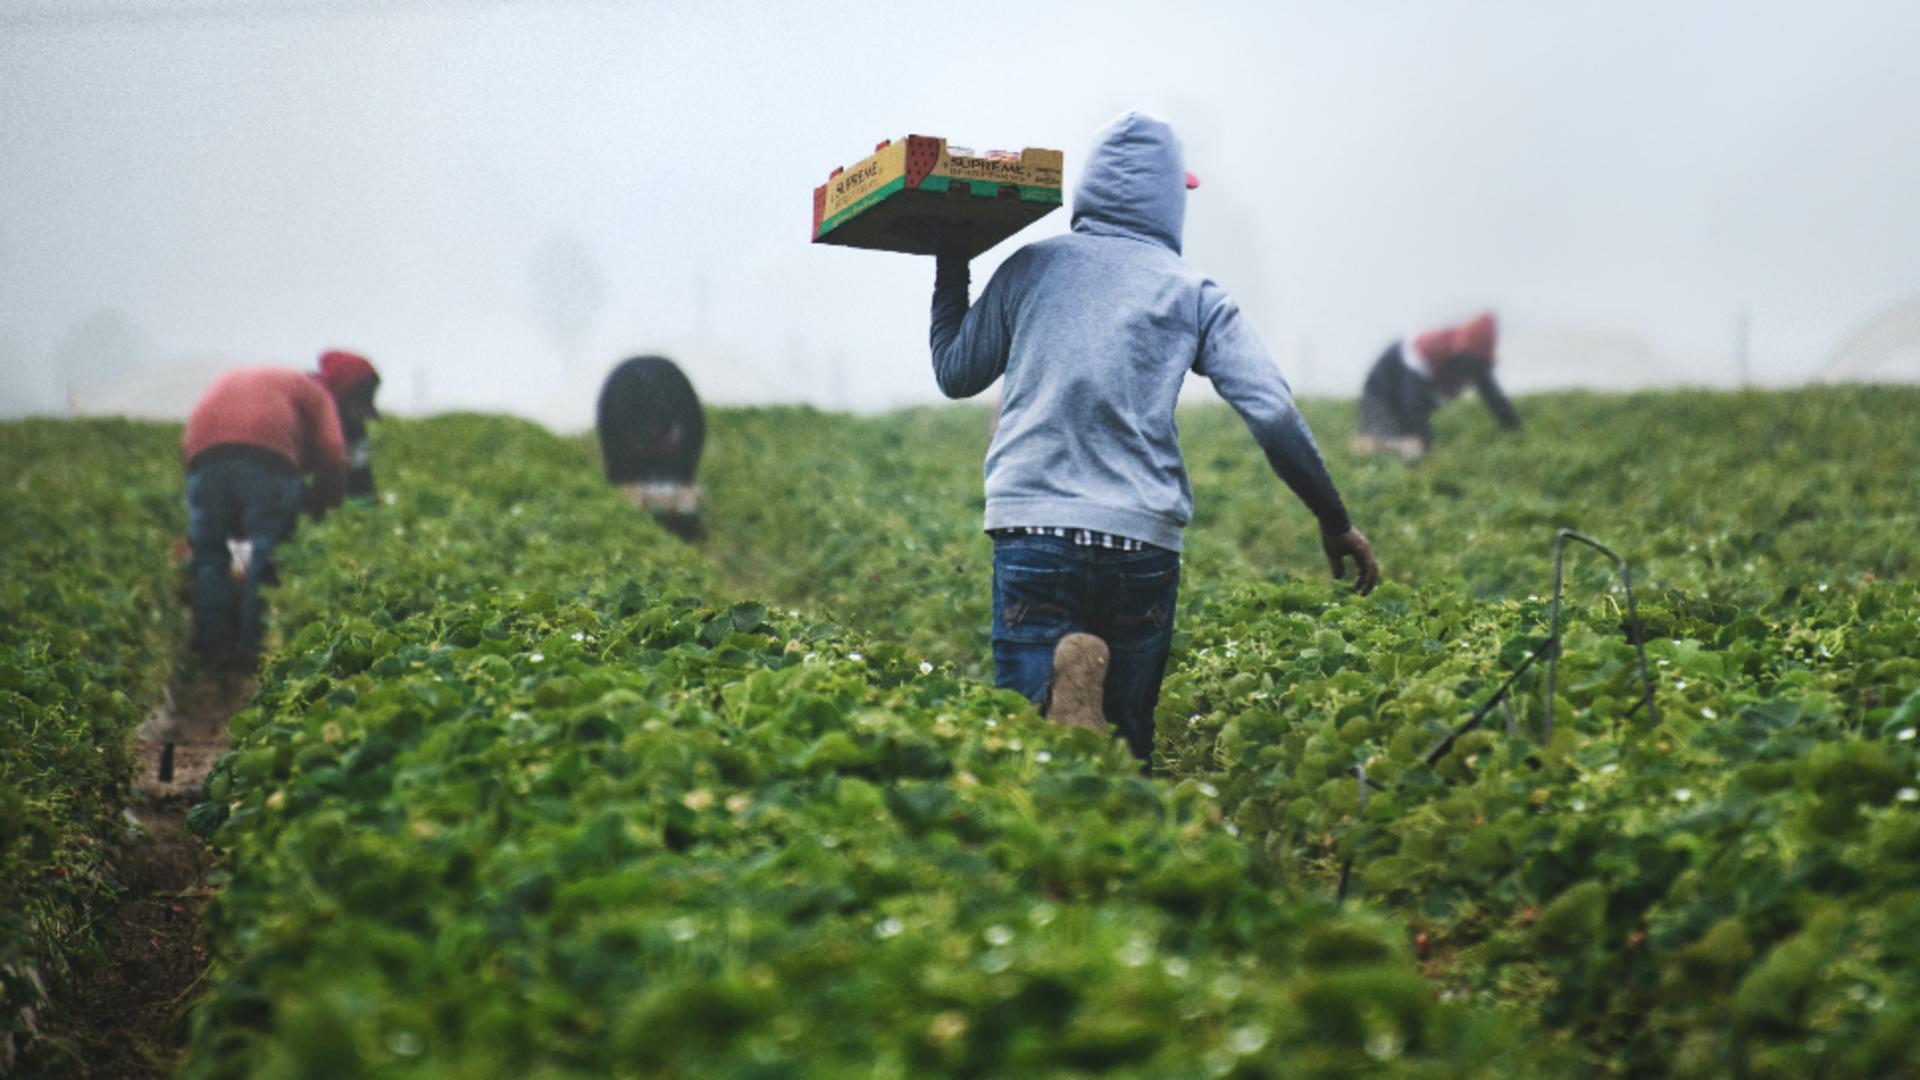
[0, 419, 187, 1044]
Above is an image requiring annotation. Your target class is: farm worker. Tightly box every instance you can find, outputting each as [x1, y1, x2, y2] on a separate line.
[180, 354, 377, 669]
[927, 111, 1378, 771]
[1352, 312, 1520, 460]
[595, 354, 706, 541]
[318, 350, 383, 501]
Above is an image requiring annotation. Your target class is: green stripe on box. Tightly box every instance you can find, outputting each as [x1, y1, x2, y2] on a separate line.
[960, 179, 1062, 202]
[963, 181, 1062, 202]
[818, 177, 907, 236]
[910, 174, 1061, 203]
[818, 176, 1063, 240]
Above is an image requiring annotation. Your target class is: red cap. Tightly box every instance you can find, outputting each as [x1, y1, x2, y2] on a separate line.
[1184, 171, 1201, 190]
[315, 350, 380, 398]
[1414, 312, 1498, 367]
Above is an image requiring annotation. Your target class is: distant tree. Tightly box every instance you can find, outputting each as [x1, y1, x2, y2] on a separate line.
[0, 225, 34, 416]
[527, 232, 608, 376]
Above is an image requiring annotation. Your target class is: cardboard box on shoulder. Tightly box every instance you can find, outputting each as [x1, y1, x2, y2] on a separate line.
[811, 135, 1063, 258]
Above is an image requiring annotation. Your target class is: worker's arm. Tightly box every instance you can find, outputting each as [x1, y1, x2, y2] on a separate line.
[928, 247, 1014, 400]
[1196, 284, 1378, 593]
[1475, 371, 1522, 431]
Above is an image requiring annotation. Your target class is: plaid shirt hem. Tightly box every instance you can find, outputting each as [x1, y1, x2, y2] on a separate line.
[987, 525, 1154, 552]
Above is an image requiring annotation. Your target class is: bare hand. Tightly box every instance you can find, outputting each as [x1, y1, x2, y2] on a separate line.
[1322, 526, 1380, 596]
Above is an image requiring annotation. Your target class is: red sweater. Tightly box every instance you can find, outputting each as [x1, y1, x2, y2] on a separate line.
[182, 367, 348, 509]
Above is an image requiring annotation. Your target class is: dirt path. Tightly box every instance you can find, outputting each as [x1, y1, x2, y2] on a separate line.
[19, 674, 251, 1079]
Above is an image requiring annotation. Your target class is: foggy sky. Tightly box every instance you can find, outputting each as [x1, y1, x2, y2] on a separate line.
[3, 0, 1918, 427]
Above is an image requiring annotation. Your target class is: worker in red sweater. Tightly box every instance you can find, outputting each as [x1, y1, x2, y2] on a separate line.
[181, 355, 376, 668]
[1352, 312, 1520, 460]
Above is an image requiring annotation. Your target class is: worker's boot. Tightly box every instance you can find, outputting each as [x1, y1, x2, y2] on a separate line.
[1048, 633, 1110, 733]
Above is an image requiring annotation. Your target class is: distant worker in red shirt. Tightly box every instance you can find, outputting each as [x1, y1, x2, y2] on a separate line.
[1352, 312, 1520, 460]
[180, 353, 379, 669]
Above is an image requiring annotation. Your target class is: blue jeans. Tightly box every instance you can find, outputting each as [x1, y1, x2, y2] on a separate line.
[186, 453, 304, 662]
[990, 535, 1180, 769]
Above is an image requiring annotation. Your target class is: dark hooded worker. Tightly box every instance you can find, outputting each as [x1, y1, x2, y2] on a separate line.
[317, 350, 382, 500]
[181, 353, 379, 669]
[1352, 312, 1520, 460]
[595, 355, 706, 541]
[926, 112, 1379, 771]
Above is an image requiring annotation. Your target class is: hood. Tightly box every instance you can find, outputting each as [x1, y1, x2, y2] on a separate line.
[1070, 112, 1188, 254]
[315, 350, 381, 406]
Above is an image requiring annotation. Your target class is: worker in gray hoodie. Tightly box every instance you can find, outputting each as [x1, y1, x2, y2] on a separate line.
[929, 111, 1378, 771]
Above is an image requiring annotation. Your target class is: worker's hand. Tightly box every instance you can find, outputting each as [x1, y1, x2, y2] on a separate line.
[1322, 526, 1380, 596]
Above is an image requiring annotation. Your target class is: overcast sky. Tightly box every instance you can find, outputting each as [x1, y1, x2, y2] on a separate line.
[3, 0, 1918, 426]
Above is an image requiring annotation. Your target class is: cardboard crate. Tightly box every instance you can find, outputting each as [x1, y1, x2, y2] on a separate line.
[812, 136, 1064, 258]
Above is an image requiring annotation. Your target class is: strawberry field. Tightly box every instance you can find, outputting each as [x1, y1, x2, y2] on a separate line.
[5, 386, 1918, 1077]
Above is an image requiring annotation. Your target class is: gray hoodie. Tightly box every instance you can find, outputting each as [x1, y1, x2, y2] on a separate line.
[930, 112, 1348, 552]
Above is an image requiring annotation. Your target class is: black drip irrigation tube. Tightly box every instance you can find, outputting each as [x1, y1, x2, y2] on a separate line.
[1544, 528, 1660, 740]
[1335, 528, 1658, 904]
[1421, 638, 1556, 768]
